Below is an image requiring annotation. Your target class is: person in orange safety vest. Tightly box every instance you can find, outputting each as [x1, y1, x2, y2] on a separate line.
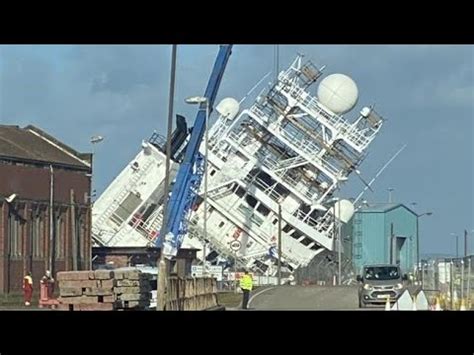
[23, 272, 33, 306]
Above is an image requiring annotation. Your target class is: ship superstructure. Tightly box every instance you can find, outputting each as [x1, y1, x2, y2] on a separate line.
[92, 53, 385, 275]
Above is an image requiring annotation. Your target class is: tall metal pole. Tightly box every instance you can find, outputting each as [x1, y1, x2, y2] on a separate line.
[416, 215, 420, 282]
[202, 102, 209, 276]
[274, 45, 279, 83]
[234, 251, 237, 293]
[390, 223, 394, 264]
[157, 44, 177, 311]
[338, 200, 341, 286]
[465, 230, 468, 257]
[467, 258, 471, 308]
[461, 259, 464, 301]
[277, 203, 282, 286]
[49, 165, 54, 276]
[450, 260, 454, 310]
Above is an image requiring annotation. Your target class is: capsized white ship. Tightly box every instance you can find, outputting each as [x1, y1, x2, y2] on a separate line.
[92, 54, 384, 276]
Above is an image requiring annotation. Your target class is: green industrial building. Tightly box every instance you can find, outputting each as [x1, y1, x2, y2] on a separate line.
[347, 203, 418, 275]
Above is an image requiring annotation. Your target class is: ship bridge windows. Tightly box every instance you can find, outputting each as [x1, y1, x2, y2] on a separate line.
[291, 230, 303, 240]
[300, 237, 313, 247]
[256, 203, 270, 217]
[282, 224, 293, 234]
[245, 194, 258, 208]
[310, 243, 322, 251]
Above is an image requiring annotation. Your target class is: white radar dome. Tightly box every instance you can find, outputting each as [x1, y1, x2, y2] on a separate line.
[216, 97, 240, 120]
[317, 74, 359, 114]
[333, 199, 355, 224]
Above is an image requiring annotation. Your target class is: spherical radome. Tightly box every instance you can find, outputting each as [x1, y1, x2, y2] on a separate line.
[216, 97, 240, 120]
[334, 199, 355, 224]
[317, 74, 359, 114]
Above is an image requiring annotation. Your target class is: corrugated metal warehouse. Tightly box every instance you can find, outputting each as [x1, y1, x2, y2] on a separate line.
[351, 203, 417, 275]
[0, 125, 92, 294]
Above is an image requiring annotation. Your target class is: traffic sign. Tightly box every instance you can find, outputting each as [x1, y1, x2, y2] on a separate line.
[230, 240, 241, 251]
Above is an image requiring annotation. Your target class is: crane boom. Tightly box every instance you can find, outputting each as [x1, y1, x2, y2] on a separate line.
[159, 45, 233, 259]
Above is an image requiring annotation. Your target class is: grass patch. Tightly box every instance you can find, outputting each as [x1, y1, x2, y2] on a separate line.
[0, 293, 39, 309]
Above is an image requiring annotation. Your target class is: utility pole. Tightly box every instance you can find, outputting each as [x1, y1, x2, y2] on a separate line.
[203, 101, 209, 276]
[49, 165, 54, 276]
[461, 259, 464, 302]
[467, 258, 471, 308]
[277, 203, 282, 286]
[157, 44, 177, 311]
[338, 200, 342, 286]
[465, 229, 468, 257]
[390, 223, 394, 264]
[450, 260, 454, 310]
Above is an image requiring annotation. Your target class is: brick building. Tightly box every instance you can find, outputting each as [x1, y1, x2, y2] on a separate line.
[0, 125, 92, 294]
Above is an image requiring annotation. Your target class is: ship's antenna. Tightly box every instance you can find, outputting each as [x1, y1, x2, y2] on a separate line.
[238, 71, 271, 105]
[274, 45, 280, 83]
[353, 144, 407, 205]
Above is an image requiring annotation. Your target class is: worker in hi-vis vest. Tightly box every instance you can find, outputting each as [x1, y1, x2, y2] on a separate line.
[239, 270, 253, 309]
[23, 272, 33, 306]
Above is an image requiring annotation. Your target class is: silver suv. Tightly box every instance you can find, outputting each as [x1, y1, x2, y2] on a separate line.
[357, 264, 407, 308]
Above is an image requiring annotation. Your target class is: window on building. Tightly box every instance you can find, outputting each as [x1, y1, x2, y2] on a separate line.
[77, 212, 85, 261]
[55, 210, 65, 259]
[32, 210, 42, 258]
[8, 213, 21, 258]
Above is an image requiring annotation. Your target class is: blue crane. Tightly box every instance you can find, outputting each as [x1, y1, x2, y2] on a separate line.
[158, 45, 233, 259]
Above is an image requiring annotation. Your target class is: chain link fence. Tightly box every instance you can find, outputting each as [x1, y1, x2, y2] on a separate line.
[421, 255, 473, 310]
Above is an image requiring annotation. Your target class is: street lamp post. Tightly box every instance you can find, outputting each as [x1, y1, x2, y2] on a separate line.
[411, 203, 432, 284]
[387, 187, 394, 203]
[327, 197, 341, 285]
[90, 135, 104, 203]
[185, 96, 209, 276]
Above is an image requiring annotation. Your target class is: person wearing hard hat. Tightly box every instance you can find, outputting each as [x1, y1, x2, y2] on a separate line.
[239, 270, 253, 310]
[23, 272, 33, 306]
[41, 270, 55, 298]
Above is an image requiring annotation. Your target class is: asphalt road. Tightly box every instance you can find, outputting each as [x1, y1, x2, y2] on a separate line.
[248, 285, 377, 310]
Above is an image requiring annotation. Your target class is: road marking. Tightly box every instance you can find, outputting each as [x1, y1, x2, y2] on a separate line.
[248, 287, 276, 307]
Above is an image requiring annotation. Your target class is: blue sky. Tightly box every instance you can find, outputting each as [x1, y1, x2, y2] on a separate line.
[0, 45, 472, 255]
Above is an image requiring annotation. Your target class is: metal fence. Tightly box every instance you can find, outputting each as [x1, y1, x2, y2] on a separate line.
[420, 255, 473, 310]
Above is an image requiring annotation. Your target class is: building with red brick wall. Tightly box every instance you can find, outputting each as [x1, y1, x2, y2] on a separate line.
[0, 125, 92, 294]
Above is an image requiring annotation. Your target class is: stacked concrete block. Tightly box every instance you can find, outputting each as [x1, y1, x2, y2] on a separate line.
[57, 270, 116, 311]
[113, 269, 152, 310]
[57, 269, 152, 311]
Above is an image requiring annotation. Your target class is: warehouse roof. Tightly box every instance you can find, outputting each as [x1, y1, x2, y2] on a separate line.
[358, 203, 417, 215]
[0, 124, 91, 170]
